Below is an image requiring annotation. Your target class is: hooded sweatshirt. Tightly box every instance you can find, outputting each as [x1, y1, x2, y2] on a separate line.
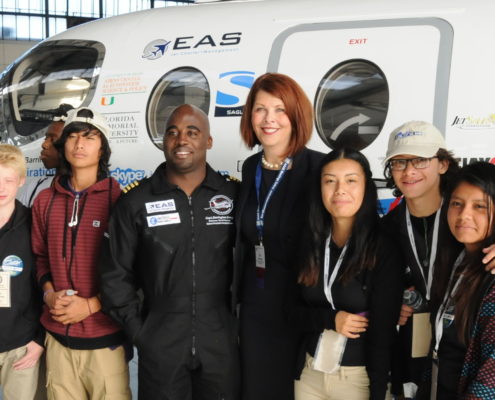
[31, 176, 123, 349]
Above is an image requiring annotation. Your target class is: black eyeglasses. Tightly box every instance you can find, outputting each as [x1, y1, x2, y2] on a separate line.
[388, 156, 438, 171]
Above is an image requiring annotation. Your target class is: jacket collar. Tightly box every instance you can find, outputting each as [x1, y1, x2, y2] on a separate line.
[53, 176, 116, 197]
[151, 162, 224, 195]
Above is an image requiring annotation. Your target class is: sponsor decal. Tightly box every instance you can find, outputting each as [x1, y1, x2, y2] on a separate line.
[101, 96, 115, 106]
[93, 220, 101, 228]
[456, 156, 495, 167]
[214, 71, 255, 117]
[142, 39, 171, 60]
[394, 130, 424, 139]
[142, 32, 242, 59]
[147, 213, 181, 227]
[145, 200, 176, 214]
[110, 167, 147, 186]
[26, 167, 54, 177]
[101, 73, 147, 95]
[451, 114, 495, 130]
[1, 255, 23, 277]
[105, 112, 140, 144]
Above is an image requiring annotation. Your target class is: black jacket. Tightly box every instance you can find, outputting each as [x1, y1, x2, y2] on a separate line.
[232, 148, 324, 311]
[100, 163, 239, 348]
[0, 200, 43, 352]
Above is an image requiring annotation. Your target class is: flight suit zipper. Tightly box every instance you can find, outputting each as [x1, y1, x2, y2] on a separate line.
[188, 195, 197, 357]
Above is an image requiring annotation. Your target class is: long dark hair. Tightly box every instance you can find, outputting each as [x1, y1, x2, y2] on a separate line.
[298, 148, 380, 286]
[448, 162, 495, 344]
[384, 148, 460, 197]
[55, 109, 111, 181]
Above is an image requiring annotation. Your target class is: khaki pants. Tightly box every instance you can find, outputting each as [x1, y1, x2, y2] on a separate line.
[45, 333, 131, 400]
[295, 354, 370, 400]
[0, 344, 40, 400]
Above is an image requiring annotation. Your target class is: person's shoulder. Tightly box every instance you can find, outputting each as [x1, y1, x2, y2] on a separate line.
[121, 176, 151, 198]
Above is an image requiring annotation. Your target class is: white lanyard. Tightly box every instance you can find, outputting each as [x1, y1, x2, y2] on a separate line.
[323, 233, 348, 310]
[433, 250, 465, 355]
[405, 203, 442, 300]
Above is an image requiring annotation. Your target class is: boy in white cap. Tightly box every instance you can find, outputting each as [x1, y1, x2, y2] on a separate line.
[382, 121, 495, 398]
[31, 108, 130, 399]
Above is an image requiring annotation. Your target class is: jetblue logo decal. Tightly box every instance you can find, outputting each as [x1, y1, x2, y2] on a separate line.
[142, 39, 171, 60]
[214, 71, 255, 117]
[110, 167, 147, 186]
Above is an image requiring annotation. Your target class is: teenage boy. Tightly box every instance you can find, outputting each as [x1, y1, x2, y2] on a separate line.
[100, 104, 240, 400]
[17, 104, 73, 207]
[382, 121, 495, 398]
[31, 108, 130, 400]
[0, 144, 44, 399]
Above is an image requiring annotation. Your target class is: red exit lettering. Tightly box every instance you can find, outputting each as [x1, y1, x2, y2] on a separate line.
[349, 38, 368, 45]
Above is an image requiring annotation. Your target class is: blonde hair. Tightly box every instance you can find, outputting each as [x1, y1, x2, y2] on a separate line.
[0, 144, 26, 178]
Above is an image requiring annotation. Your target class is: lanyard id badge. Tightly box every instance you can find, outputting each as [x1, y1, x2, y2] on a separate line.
[0, 271, 11, 308]
[255, 243, 266, 288]
[254, 156, 292, 288]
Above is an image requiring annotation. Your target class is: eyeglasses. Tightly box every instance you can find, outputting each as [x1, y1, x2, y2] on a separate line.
[388, 156, 438, 171]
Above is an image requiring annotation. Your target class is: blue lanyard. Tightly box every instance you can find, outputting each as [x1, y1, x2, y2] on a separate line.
[255, 156, 292, 242]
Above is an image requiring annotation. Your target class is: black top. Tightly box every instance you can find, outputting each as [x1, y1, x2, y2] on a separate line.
[240, 168, 292, 308]
[294, 228, 404, 400]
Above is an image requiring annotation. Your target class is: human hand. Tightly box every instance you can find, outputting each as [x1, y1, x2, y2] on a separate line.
[398, 303, 414, 326]
[50, 294, 91, 325]
[335, 311, 368, 339]
[44, 289, 74, 310]
[12, 341, 44, 370]
[483, 244, 495, 273]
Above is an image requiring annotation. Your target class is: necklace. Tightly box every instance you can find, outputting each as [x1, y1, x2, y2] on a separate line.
[261, 154, 285, 169]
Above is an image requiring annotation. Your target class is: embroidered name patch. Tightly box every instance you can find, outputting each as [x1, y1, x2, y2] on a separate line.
[145, 200, 176, 214]
[147, 213, 181, 227]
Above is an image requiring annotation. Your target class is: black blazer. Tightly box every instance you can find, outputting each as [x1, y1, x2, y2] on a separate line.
[231, 147, 324, 311]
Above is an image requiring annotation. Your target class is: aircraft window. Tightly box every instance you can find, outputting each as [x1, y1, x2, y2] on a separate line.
[0, 40, 104, 145]
[314, 60, 389, 150]
[147, 67, 210, 150]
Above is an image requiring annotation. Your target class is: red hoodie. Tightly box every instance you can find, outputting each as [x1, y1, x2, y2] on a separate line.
[32, 176, 123, 349]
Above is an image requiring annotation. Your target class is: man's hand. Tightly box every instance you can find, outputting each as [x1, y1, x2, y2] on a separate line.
[50, 294, 90, 325]
[335, 311, 368, 339]
[12, 341, 44, 370]
[483, 244, 495, 272]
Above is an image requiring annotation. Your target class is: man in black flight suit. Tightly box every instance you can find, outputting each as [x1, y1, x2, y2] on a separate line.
[100, 104, 240, 400]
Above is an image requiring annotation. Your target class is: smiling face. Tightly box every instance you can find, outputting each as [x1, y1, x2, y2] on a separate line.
[448, 181, 493, 253]
[163, 105, 212, 175]
[64, 129, 102, 173]
[390, 153, 447, 201]
[251, 90, 292, 158]
[321, 158, 366, 223]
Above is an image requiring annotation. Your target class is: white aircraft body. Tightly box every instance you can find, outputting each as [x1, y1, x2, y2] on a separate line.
[1, 0, 494, 210]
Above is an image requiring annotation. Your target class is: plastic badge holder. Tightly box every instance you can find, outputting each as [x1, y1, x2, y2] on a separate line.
[312, 329, 347, 374]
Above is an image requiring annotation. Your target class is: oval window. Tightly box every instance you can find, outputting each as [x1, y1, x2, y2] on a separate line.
[0, 39, 104, 146]
[314, 60, 389, 150]
[146, 67, 210, 150]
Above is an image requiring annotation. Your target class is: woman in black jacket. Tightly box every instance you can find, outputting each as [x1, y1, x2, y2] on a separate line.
[233, 73, 323, 400]
[294, 148, 403, 399]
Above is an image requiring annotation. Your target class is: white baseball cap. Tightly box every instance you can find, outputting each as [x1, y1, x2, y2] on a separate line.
[64, 107, 110, 139]
[384, 121, 446, 164]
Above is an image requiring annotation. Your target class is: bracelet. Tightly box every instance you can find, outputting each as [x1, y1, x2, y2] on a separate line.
[43, 289, 54, 303]
[86, 298, 92, 315]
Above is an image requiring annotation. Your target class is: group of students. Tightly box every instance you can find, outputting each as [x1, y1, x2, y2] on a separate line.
[0, 71, 494, 400]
